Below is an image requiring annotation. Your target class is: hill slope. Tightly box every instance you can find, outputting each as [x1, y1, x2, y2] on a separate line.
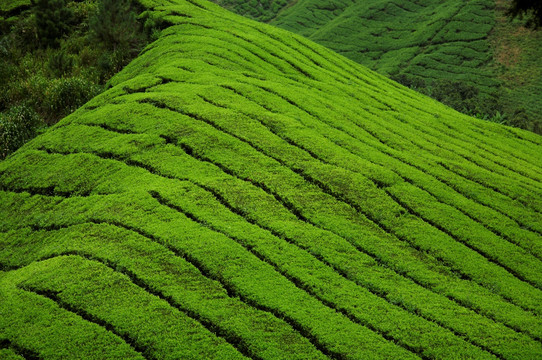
[271, 0, 496, 88]
[215, 0, 542, 131]
[1, 0, 542, 359]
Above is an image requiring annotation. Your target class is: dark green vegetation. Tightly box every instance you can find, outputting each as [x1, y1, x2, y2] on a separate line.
[0, 0, 30, 13]
[506, 0, 542, 28]
[272, 0, 496, 89]
[0, 0, 151, 158]
[214, 0, 542, 133]
[491, 0, 542, 133]
[1, 0, 542, 358]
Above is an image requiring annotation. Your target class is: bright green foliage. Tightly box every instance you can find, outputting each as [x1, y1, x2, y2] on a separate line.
[214, 0, 290, 22]
[1, 0, 541, 359]
[266, 0, 498, 94]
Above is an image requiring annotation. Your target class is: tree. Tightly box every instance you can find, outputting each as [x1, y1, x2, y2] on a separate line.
[507, 0, 542, 28]
[33, 0, 73, 48]
[90, 0, 141, 52]
[90, 0, 145, 81]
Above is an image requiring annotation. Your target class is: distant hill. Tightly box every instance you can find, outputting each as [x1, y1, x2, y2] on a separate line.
[1, 0, 542, 358]
[273, 0, 496, 89]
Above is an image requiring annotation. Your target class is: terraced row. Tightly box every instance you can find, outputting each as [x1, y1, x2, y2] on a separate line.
[1, 0, 541, 358]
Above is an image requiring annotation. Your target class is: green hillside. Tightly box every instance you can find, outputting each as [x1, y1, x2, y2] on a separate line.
[272, 0, 496, 87]
[1, 0, 542, 359]
[214, 0, 542, 132]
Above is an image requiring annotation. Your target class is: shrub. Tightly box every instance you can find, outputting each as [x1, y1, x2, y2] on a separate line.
[45, 76, 101, 122]
[0, 16, 18, 35]
[142, 11, 169, 41]
[47, 50, 74, 77]
[9, 10, 39, 53]
[0, 60, 17, 111]
[488, 111, 508, 125]
[507, 0, 542, 28]
[430, 79, 479, 112]
[96, 49, 131, 82]
[90, 0, 149, 82]
[390, 74, 426, 91]
[509, 108, 530, 130]
[5, 72, 49, 114]
[0, 105, 41, 159]
[391, 74, 507, 122]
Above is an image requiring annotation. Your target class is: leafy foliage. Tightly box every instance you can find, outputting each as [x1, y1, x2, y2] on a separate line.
[215, 0, 290, 22]
[215, 0, 541, 133]
[47, 49, 74, 77]
[46, 76, 101, 120]
[0, 0, 155, 158]
[491, 0, 542, 134]
[391, 75, 507, 123]
[89, 0, 141, 51]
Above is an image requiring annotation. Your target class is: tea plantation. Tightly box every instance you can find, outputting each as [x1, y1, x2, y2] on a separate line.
[215, 0, 542, 131]
[1, 0, 542, 358]
[271, 0, 497, 90]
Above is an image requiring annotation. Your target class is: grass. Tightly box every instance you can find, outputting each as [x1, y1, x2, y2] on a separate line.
[1, 0, 542, 358]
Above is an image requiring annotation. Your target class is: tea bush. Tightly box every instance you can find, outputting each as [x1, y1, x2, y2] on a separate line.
[1, 0, 541, 357]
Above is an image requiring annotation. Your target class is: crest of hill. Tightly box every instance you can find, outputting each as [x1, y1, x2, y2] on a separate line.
[1, 0, 542, 359]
